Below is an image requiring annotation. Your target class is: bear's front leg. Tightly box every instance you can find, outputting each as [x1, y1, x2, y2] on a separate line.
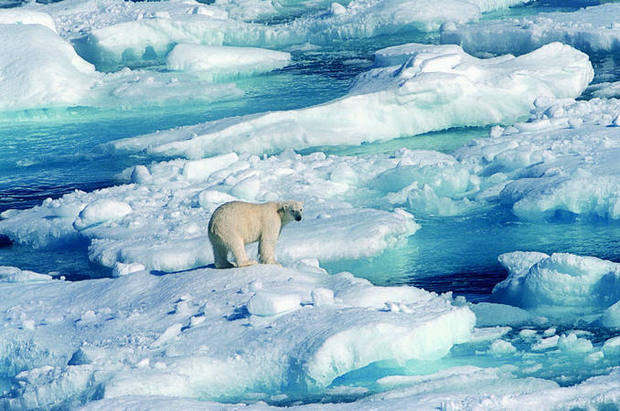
[230, 236, 257, 267]
[258, 226, 280, 265]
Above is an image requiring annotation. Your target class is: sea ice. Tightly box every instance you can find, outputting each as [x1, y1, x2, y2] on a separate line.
[166, 44, 291, 80]
[78, 367, 620, 410]
[108, 42, 592, 158]
[0, 23, 95, 111]
[70, 0, 529, 67]
[0, 263, 474, 409]
[0, 15, 243, 110]
[0, 266, 53, 283]
[23, 0, 229, 40]
[0, 9, 56, 31]
[441, 3, 620, 56]
[488, 339, 517, 355]
[601, 301, 620, 329]
[0, 150, 419, 272]
[493, 251, 620, 314]
[589, 82, 620, 99]
[455, 98, 620, 221]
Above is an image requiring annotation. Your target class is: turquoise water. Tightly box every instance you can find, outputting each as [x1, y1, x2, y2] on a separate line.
[324, 209, 620, 301]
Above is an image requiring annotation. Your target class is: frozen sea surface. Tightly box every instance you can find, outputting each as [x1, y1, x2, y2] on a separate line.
[0, 0, 619, 409]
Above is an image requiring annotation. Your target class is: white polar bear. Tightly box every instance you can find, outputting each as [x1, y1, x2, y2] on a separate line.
[208, 200, 303, 268]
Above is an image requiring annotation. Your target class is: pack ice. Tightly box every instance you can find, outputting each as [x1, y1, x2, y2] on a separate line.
[455, 97, 620, 221]
[70, 0, 528, 67]
[79, 367, 620, 410]
[359, 97, 620, 220]
[0, 262, 474, 409]
[0, 11, 243, 111]
[441, 3, 620, 56]
[493, 251, 620, 315]
[166, 44, 291, 81]
[0, 9, 300, 111]
[0, 150, 421, 273]
[108, 42, 593, 158]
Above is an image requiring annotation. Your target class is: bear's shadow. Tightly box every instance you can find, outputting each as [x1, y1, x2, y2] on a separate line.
[149, 264, 216, 277]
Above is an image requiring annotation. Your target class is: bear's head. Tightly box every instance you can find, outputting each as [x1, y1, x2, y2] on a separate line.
[278, 200, 304, 223]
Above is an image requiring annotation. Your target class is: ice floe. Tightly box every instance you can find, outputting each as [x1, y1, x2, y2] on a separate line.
[77, 367, 620, 410]
[0, 8, 56, 31]
[455, 97, 620, 221]
[0, 263, 474, 409]
[108, 42, 592, 158]
[589, 81, 620, 99]
[23, 0, 229, 40]
[0, 24, 96, 111]
[0, 266, 53, 283]
[0, 14, 242, 110]
[68, 0, 529, 67]
[441, 3, 620, 56]
[166, 44, 291, 80]
[0, 150, 419, 273]
[493, 251, 620, 314]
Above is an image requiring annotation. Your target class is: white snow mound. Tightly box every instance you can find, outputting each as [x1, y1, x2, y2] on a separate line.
[0, 9, 56, 32]
[109, 42, 593, 158]
[166, 44, 291, 80]
[73, 0, 529, 67]
[0, 263, 474, 409]
[0, 24, 95, 111]
[493, 251, 620, 312]
[441, 3, 620, 56]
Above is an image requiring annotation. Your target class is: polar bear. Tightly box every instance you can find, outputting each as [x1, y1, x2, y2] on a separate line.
[208, 200, 303, 268]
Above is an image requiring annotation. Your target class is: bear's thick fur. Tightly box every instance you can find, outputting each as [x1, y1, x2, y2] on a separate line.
[208, 200, 303, 268]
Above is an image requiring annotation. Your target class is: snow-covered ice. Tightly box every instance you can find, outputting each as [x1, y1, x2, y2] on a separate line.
[166, 44, 291, 80]
[0, 23, 96, 111]
[0, 13, 243, 110]
[441, 3, 620, 56]
[0, 0, 618, 408]
[455, 97, 620, 221]
[0, 263, 474, 409]
[493, 251, 620, 314]
[107, 42, 592, 158]
[0, 266, 53, 283]
[77, 367, 620, 410]
[0, 150, 419, 272]
[0, 9, 56, 31]
[67, 0, 529, 67]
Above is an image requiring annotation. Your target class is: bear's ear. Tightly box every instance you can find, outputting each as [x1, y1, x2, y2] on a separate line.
[278, 202, 289, 213]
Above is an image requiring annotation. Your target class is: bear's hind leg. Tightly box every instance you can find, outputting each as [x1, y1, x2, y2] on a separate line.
[230, 237, 257, 268]
[213, 242, 234, 269]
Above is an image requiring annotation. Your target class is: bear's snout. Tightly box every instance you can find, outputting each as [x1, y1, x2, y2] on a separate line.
[295, 215, 302, 221]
